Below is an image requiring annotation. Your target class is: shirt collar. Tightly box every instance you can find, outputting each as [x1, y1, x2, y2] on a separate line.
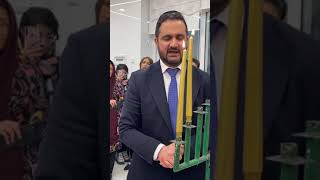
[159, 59, 182, 74]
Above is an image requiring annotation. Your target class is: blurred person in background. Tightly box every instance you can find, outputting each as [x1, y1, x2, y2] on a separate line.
[95, 0, 109, 24]
[113, 64, 130, 165]
[263, 0, 287, 21]
[109, 60, 119, 178]
[0, 0, 24, 179]
[8, 7, 59, 180]
[139, 56, 154, 70]
[114, 64, 129, 113]
[35, 22, 109, 180]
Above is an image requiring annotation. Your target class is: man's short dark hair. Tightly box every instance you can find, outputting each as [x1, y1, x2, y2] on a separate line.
[264, 0, 287, 20]
[155, 10, 188, 37]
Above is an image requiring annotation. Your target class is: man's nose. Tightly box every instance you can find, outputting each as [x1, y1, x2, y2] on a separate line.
[169, 38, 179, 48]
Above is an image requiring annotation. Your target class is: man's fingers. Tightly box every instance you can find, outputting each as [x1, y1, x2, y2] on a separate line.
[160, 162, 170, 168]
[163, 160, 173, 169]
[160, 160, 172, 169]
[179, 145, 184, 155]
[180, 144, 184, 151]
[167, 158, 174, 167]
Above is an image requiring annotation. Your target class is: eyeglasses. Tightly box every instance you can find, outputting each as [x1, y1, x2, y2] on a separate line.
[117, 70, 127, 75]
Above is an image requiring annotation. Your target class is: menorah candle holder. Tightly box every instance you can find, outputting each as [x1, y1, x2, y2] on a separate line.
[266, 143, 305, 180]
[267, 120, 320, 180]
[172, 99, 211, 180]
[294, 121, 320, 180]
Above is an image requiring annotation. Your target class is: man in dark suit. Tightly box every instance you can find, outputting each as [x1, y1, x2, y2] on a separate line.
[211, 0, 320, 180]
[34, 23, 109, 180]
[119, 11, 210, 180]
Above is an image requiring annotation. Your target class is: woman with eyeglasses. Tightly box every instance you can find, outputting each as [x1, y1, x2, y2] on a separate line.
[112, 64, 131, 165]
[8, 7, 59, 180]
[109, 60, 119, 178]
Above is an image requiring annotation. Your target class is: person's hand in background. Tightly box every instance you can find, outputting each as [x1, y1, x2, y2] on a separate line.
[19, 26, 44, 61]
[122, 79, 128, 86]
[110, 99, 117, 108]
[0, 120, 22, 145]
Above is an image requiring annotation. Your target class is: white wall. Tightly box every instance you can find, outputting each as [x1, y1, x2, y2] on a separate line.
[110, 2, 141, 76]
[48, 0, 95, 55]
[143, 0, 209, 71]
[140, 0, 157, 61]
[287, 0, 302, 30]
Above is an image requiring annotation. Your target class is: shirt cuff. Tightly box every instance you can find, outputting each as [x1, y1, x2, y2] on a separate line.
[153, 143, 165, 161]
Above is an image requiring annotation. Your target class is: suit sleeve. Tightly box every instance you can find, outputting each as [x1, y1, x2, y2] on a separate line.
[35, 34, 98, 180]
[119, 73, 161, 165]
[190, 72, 211, 155]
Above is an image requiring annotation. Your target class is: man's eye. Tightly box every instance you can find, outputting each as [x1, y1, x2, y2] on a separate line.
[162, 36, 171, 41]
[177, 36, 184, 40]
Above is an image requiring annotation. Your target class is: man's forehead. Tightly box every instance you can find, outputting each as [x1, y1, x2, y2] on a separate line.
[158, 20, 187, 36]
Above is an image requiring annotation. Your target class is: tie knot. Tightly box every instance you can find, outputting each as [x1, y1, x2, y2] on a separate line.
[166, 68, 179, 78]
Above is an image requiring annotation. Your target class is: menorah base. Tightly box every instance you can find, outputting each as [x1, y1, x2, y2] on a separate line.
[173, 153, 210, 173]
[266, 155, 306, 166]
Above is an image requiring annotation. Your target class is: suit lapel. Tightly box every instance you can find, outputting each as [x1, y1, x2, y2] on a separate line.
[192, 67, 201, 106]
[147, 62, 203, 136]
[148, 62, 173, 136]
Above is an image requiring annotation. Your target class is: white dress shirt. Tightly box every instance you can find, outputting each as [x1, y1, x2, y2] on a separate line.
[153, 59, 182, 161]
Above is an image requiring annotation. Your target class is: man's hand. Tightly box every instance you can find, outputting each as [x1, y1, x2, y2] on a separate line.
[158, 143, 184, 169]
[0, 120, 22, 145]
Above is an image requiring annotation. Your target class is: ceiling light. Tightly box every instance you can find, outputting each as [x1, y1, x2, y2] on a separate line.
[119, 8, 125, 12]
[111, 0, 141, 7]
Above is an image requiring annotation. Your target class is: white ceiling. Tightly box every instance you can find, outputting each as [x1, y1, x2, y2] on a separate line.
[110, 0, 141, 19]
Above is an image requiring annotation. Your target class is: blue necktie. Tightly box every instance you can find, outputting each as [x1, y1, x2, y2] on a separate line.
[167, 68, 179, 138]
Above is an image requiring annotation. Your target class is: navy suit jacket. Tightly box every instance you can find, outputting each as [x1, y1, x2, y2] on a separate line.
[119, 61, 211, 180]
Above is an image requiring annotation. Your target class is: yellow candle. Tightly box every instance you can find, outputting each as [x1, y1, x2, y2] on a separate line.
[215, 0, 243, 180]
[186, 30, 194, 123]
[243, 0, 263, 179]
[176, 41, 187, 139]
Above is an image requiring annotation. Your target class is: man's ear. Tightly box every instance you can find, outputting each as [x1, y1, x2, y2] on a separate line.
[155, 37, 160, 46]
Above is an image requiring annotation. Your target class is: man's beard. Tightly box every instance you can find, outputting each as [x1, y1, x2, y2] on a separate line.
[160, 49, 182, 67]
